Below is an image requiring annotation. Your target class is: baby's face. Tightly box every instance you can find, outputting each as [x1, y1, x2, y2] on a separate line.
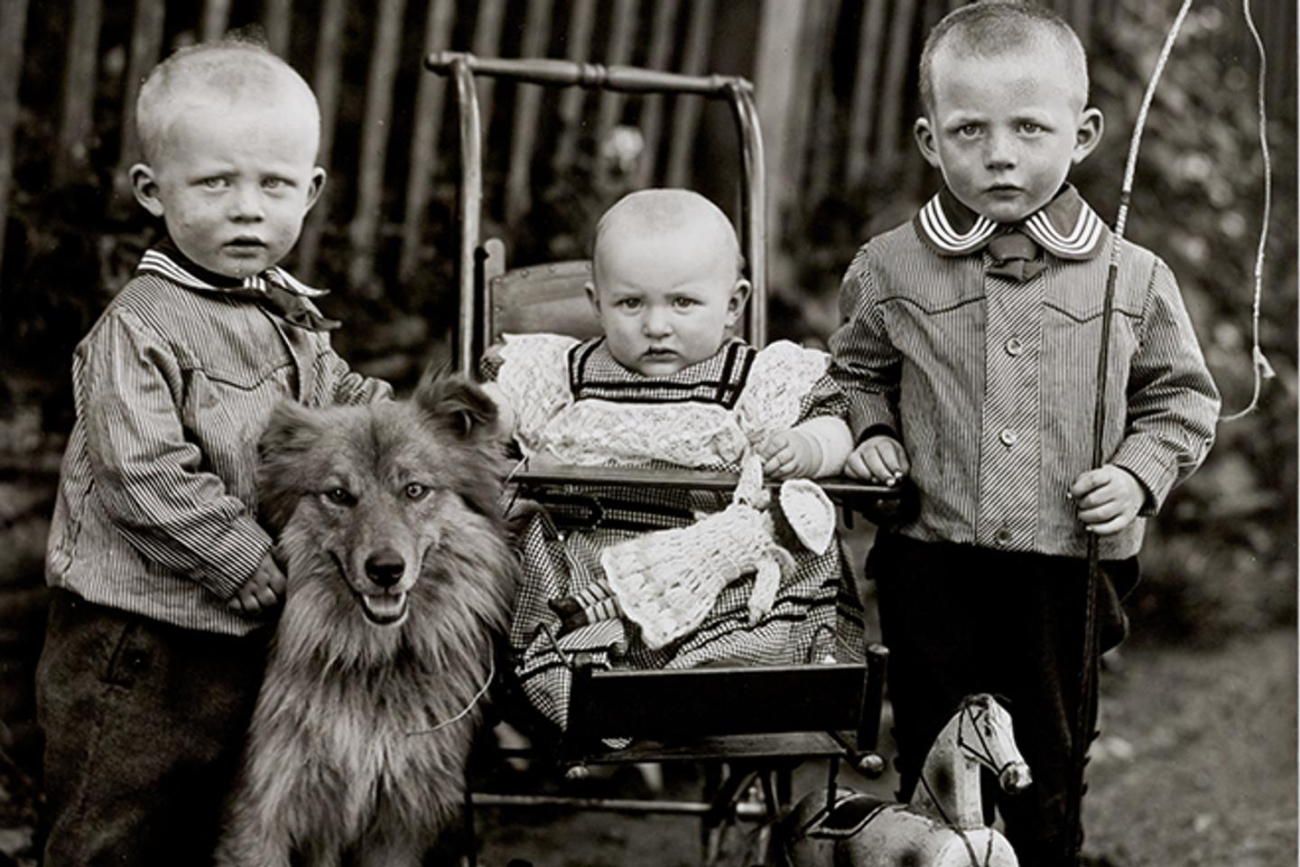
[916, 41, 1101, 223]
[135, 95, 324, 278]
[589, 224, 747, 377]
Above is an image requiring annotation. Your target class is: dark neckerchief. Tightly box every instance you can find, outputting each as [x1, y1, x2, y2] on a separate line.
[912, 184, 1109, 282]
[138, 238, 341, 331]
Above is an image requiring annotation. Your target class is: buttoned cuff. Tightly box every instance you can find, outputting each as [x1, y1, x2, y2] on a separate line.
[1110, 436, 1178, 515]
[194, 517, 274, 600]
[847, 395, 899, 443]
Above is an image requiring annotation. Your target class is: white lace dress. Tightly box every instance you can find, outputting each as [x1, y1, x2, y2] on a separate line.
[489, 334, 866, 732]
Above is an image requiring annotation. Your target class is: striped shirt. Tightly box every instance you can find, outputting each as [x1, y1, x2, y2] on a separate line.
[828, 188, 1220, 559]
[45, 251, 392, 635]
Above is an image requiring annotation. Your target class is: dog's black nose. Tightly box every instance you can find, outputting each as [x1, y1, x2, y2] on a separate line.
[365, 549, 406, 587]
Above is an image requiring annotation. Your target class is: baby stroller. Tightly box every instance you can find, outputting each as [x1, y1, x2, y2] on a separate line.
[427, 51, 899, 867]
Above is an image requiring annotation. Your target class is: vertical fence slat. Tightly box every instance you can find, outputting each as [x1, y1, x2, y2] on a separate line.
[595, 0, 639, 149]
[200, 0, 230, 40]
[114, 0, 166, 207]
[805, 0, 843, 211]
[297, 0, 344, 281]
[0, 0, 29, 279]
[1071, 0, 1092, 49]
[847, 0, 888, 190]
[553, 0, 596, 172]
[347, 0, 407, 294]
[471, 0, 507, 144]
[785, 0, 831, 211]
[664, 0, 714, 189]
[876, 0, 919, 168]
[263, 0, 291, 57]
[54, 0, 102, 186]
[752, 0, 805, 288]
[632, 0, 680, 188]
[504, 0, 556, 230]
[398, 0, 455, 285]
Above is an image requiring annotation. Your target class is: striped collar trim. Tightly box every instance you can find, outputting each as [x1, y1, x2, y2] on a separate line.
[913, 184, 1108, 261]
[137, 249, 327, 299]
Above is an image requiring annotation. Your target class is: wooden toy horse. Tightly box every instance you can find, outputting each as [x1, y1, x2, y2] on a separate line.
[777, 694, 1031, 867]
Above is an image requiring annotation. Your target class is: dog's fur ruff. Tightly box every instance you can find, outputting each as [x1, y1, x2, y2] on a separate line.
[214, 376, 519, 867]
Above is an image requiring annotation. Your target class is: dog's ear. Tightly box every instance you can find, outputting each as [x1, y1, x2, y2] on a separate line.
[258, 401, 325, 532]
[414, 373, 499, 441]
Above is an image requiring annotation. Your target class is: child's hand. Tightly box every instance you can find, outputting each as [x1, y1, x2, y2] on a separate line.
[757, 430, 819, 479]
[845, 435, 910, 486]
[1070, 465, 1145, 535]
[227, 551, 287, 617]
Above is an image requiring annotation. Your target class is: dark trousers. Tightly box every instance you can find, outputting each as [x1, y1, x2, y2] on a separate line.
[35, 588, 268, 867]
[867, 533, 1135, 867]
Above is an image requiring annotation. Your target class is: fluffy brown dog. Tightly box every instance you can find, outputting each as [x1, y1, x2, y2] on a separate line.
[214, 376, 518, 866]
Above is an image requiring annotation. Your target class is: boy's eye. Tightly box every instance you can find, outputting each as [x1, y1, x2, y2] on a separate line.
[1018, 122, 1045, 135]
[200, 176, 230, 190]
[956, 124, 982, 139]
[616, 298, 642, 310]
[404, 483, 430, 501]
[672, 297, 699, 309]
[263, 177, 290, 190]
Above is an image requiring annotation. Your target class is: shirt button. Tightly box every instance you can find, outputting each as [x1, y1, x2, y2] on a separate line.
[1005, 337, 1024, 356]
[999, 428, 1019, 447]
[995, 527, 1013, 546]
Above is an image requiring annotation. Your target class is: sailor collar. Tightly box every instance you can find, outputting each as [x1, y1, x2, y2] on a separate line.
[913, 184, 1109, 261]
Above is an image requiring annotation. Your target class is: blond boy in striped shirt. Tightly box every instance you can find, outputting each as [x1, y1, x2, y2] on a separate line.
[828, 4, 1218, 865]
[37, 36, 390, 865]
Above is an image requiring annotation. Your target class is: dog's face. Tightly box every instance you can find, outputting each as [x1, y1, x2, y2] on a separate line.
[258, 375, 506, 629]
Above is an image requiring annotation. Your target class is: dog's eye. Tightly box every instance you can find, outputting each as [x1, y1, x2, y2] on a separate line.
[404, 483, 431, 501]
[325, 487, 355, 506]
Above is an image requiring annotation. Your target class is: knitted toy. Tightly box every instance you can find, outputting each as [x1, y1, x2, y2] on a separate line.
[550, 454, 836, 650]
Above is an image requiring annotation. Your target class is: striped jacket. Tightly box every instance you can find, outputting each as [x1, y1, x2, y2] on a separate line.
[828, 187, 1220, 560]
[45, 250, 392, 635]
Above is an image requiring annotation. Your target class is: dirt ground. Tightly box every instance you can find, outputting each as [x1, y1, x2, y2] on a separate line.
[0, 630, 1293, 866]
[469, 627, 1298, 867]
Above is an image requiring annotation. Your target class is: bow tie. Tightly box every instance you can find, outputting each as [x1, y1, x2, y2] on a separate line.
[986, 230, 1046, 283]
[138, 242, 341, 332]
[230, 270, 342, 332]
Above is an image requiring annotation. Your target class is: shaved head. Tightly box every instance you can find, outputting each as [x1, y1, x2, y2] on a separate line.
[920, 1, 1090, 116]
[136, 35, 320, 165]
[593, 189, 743, 283]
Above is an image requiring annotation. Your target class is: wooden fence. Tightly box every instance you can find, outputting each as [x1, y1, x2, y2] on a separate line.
[0, 0, 1294, 306]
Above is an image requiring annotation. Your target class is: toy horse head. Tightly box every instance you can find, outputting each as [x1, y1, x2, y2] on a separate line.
[954, 693, 1031, 798]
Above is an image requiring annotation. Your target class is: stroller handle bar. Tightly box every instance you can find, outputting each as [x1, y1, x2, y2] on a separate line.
[425, 51, 754, 97]
[424, 51, 767, 373]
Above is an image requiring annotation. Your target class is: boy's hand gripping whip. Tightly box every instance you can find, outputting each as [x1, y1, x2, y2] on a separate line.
[1070, 0, 1274, 859]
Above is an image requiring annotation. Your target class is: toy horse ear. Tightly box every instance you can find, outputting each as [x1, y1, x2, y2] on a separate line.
[415, 373, 499, 441]
[776, 479, 835, 555]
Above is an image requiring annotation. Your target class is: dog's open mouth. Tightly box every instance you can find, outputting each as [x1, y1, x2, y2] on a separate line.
[358, 592, 409, 626]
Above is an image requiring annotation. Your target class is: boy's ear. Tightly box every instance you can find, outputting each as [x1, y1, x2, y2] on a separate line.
[725, 278, 752, 327]
[913, 118, 941, 169]
[1072, 108, 1105, 165]
[130, 163, 165, 217]
[304, 167, 327, 212]
[584, 280, 600, 315]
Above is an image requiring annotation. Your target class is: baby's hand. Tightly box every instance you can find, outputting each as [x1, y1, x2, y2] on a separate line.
[757, 430, 819, 479]
[845, 435, 910, 486]
[227, 551, 287, 617]
[1070, 464, 1145, 535]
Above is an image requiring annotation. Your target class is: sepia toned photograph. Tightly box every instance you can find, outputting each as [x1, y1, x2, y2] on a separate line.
[0, 1, 1295, 865]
